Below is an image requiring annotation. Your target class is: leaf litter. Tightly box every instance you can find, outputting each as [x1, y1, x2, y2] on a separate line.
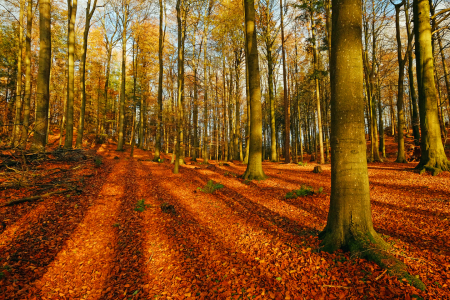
[0, 139, 449, 299]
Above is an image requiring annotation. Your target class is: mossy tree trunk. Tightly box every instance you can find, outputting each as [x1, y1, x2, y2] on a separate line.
[414, 0, 450, 174]
[243, 0, 265, 180]
[320, 0, 425, 290]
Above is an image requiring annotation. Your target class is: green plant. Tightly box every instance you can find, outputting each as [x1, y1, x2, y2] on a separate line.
[285, 185, 314, 199]
[94, 157, 102, 167]
[198, 180, 224, 193]
[298, 161, 307, 166]
[113, 223, 120, 228]
[135, 199, 151, 212]
[158, 158, 164, 163]
[317, 187, 324, 194]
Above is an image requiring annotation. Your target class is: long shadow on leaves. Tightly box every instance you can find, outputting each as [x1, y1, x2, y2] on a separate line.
[0, 162, 115, 299]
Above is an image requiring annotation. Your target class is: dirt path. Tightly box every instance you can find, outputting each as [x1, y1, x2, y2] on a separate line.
[1, 143, 449, 299]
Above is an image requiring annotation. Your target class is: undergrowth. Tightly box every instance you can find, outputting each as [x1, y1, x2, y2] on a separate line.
[285, 185, 323, 199]
[198, 180, 224, 193]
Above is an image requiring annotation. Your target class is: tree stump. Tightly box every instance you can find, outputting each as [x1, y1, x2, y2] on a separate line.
[313, 166, 322, 173]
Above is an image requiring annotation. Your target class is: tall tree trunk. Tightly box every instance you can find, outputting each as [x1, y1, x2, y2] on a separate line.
[13, 0, 24, 147]
[32, 0, 51, 151]
[76, 0, 97, 148]
[394, 2, 407, 163]
[319, 0, 425, 290]
[280, 0, 290, 163]
[203, 20, 209, 164]
[64, 0, 77, 149]
[243, 0, 265, 180]
[174, 0, 185, 173]
[154, 0, 165, 160]
[310, 6, 325, 164]
[413, 0, 450, 174]
[117, 2, 128, 151]
[405, 0, 420, 145]
[20, 0, 33, 148]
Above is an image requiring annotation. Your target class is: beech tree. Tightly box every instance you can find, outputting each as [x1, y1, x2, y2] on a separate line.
[413, 0, 450, 174]
[32, 0, 51, 151]
[320, 0, 425, 290]
[243, 0, 265, 180]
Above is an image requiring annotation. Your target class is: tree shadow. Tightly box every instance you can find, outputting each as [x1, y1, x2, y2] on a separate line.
[0, 161, 116, 299]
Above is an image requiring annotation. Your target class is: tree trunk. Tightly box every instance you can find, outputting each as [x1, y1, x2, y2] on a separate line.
[174, 0, 185, 173]
[153, 0, 165, 161]
[117, 3, 128, 151]
[76, 0, 97, 148]
[243, 0, 265, 180]
[414, 0, 450, 174]
[280, 0, 290, 163]
[319, 0, 425, 289]
[32, 0, 51, 151]
[64, 0, 77, 149]
[394, 2, 407, 163]
[13, 0, 24, 147]
[20, 0, 33, 148]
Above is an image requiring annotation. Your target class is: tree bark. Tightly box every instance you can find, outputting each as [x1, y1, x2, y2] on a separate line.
[280, 0, 290, 163]
[243, 0, 265, 180]
[32, 0, 51, 151]
[414, 0, 450, 174]
[320, 0, 425, 289]
[64, 0, 77, 149]
[13, 0, 24, 147]
[117, 2, 128, 151]
[76, 0, 97, 148]
[153, 0, 165, 161]
[20, 0, 33, 148]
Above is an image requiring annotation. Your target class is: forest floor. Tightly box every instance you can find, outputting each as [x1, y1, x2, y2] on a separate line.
[0, 133, 449, 300]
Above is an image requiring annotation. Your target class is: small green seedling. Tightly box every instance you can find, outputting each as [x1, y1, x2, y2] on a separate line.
[94, 157, 102, 168]
[135, 199, 151, 212]
[285, 185, 314, 199]
[198, 180, 224, 193]
[298, 161, 307, 166]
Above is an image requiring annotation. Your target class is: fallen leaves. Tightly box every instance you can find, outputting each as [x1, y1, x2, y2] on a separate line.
[0, 141, 449, 299]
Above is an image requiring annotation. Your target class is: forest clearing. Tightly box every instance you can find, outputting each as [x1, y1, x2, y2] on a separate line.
[0, 132, 449, 299]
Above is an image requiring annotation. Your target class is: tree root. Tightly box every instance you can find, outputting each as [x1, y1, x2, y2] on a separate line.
[416, 159, 450, 176]
[320, 228, 426, 291]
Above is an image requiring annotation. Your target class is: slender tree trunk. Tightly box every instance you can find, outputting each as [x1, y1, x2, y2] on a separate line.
[13, 0, 24, 147]
[154, 0, 165, 160]
[174, 0, 185, 173]
[32, 0, 51, 151]
[243, 0, 265, 180]
[64, 0, 77, 149]
[413, 0, 450, 174]
[280, 0, 290, 163]
[76, 0, 97, 148]
[394, 2, 407, 163]
[20, 0, 33, 148]
[117, 3, 128, 151]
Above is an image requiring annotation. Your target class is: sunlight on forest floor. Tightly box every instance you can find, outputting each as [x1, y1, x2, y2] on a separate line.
[0, 136, 449, 299]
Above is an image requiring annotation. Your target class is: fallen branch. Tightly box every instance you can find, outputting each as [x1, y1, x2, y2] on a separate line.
[1, 189, 72, 207]
[375, 269, 387, 281]
[323, 285, 351, 289]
